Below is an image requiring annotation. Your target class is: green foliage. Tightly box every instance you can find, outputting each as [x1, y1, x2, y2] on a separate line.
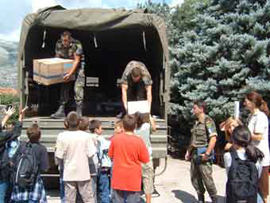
[170, 0, 270, 139]
[171, 0, 211, 34]
[0, 94, 19, 105]
[139, 1, 270, 145]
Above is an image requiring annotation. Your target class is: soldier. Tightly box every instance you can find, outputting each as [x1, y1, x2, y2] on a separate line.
[51, 31, 85, 118]
[185, 100, 218, 203]
[119, 60, 152, 117]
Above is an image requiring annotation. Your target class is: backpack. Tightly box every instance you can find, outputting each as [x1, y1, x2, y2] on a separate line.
[226, 148, 258, 203]
[12, 142, 39, 188]
[0, 140, 21, 182]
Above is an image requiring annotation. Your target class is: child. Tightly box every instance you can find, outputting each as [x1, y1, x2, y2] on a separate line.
[80, 117, 98, 203]
[55, 111, 96, 203]
[10, 123, 49, 203]
[90, 119, 111, 203]
[108, 114, 149, 203]
[113, 120, 124, 136]
[220, 117, 243, 151]
[134, 112, 155, 203]
[0, 106, 27, 203]
[224, 125, 264, 203]
[56, 116, 98, 203]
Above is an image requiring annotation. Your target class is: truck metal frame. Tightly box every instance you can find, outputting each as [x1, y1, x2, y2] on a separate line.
[17, 5, 170, 180]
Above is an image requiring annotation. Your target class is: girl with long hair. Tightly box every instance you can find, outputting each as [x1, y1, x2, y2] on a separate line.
[224, 126, 264, 203]
[134, 112, 156, 203]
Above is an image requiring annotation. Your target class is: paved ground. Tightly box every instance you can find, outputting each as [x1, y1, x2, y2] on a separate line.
[46, 156, 270, 203]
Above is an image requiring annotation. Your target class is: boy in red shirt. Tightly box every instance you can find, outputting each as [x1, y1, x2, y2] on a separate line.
[108, 114, 149, 203]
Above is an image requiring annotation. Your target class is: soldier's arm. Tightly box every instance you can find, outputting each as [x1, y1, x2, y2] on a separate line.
[121, 84, 128, 111]
[145, 85, 152, 112]
[63, 54, 81, 81]
[55, 41, 62, 58]
[185, 145, 193, 161]
[205, 136, 217, 156]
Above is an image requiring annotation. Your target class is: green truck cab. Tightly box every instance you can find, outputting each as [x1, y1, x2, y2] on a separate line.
[17, 6, 170, 179]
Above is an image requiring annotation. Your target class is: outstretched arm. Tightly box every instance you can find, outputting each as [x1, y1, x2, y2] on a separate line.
[1, 107, 15, 128]
[149, 115, 156, 132]
[121, 84, 128, 112]
[18, 106, 28, 123]
[145, 85, 152, 112]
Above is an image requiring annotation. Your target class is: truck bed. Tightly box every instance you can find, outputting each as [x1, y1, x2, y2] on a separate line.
[21, 116, 168, 159]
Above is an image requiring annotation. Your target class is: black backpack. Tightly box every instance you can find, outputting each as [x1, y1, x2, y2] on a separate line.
[12, 142, 39, 188]
[226, 148, 258, 203]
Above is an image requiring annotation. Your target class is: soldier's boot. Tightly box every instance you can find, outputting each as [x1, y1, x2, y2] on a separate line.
[210, 195, 218, 203]
[51, 105, 65, 119]
[197, 194, 205, 203]
[76, 103, 83, 117]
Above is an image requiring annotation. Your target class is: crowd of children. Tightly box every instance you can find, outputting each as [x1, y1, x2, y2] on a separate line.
[0, 91, 269, 203]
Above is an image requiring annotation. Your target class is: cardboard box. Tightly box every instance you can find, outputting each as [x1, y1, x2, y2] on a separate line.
[127, 100, 150, 114]
[33, 58, 75, 85]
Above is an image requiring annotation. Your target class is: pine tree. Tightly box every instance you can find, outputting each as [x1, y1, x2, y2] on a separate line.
[170, 0, 270, 135]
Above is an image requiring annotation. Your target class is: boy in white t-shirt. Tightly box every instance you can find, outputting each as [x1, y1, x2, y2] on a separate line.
[55, 112, 96, 203]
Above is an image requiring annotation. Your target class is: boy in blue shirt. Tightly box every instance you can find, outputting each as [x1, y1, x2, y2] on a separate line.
[90, 120, 112, 203]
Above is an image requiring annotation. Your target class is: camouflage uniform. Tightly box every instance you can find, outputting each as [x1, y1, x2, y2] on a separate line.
[55, 38, 85, 106]
[190, 115, 217, 200]
[121, 60, 152, 101]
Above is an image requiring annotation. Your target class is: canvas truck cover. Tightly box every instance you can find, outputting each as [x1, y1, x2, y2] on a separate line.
[17, 5, 170, 117]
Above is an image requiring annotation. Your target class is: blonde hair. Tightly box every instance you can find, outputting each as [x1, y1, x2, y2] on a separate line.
[114, 120, 123, 130]
[220, 117, 243, 140]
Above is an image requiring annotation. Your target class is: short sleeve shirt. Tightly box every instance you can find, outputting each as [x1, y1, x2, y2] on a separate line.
[55, 130, 96, 181]
[55, 38, 83, 60]
[121, 60, 153, 86]
[247, 111, 270, 166]
[223, 149, 263, 177]
[108, 132, 149, 191]
[190, 115, 217, 148]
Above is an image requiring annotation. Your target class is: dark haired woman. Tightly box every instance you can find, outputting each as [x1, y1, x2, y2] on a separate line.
[245, 91, 269, 203]
[224, 126, 264, 203]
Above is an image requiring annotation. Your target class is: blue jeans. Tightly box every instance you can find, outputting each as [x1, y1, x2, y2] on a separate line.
[98, 171, 110, 203]
[111, 189, 140, 203]
[59, 166, 65, 203]
[0, 181, 8, 203]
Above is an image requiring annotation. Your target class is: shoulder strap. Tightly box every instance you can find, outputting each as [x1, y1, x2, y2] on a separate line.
[229, 147, 239, 161]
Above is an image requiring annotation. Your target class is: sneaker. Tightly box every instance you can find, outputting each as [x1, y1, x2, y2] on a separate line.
[151, 188, 160, 198]
[198, 194, 205, 203]
[116, 111, 125, 119]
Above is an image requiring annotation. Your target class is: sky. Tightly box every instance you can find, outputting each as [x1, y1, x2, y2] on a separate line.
[0, 0, 184, 42]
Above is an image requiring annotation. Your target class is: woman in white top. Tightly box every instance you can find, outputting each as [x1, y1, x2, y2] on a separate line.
[244, 91, 269, 203]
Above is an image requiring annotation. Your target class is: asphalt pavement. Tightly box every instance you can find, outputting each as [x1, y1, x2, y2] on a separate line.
[46, 156, 270, 203]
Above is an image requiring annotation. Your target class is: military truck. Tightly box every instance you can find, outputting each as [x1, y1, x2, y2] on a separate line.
[17, 6, 170, 180]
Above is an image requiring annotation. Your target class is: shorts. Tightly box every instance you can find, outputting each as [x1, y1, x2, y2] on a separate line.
[142, 160, 154, 194]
